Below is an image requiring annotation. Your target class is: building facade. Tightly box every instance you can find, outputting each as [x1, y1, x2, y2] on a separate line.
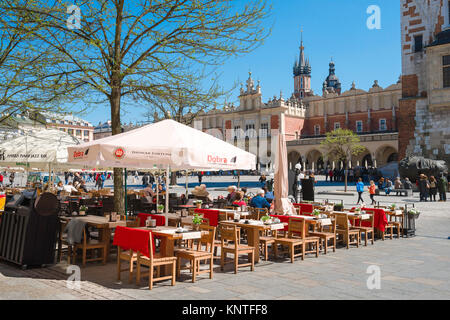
[44, 112, 94, 142]
[399, 0, 450, 164]
[193, 37, 402, 172]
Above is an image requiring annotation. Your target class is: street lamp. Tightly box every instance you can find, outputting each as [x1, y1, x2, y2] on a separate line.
[294, 163, 302, 203]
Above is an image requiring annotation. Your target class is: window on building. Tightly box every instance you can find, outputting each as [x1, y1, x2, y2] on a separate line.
[260, 123, 269, 138]
[68, 129, 74, 135]
[59, 128, 65, 132]
[356, 121, 363, 133]
[234, 126, 241, 139]
[245, 124, 255, 138]
[84, 130, 89, 136]
[334, 122, 340, 130]
[314, 125, 320, 136]
[443, 55, 450, 88]
[379, 119, 387, 131]
[414, 35, 423, 53]
[76, 130, 82, 136]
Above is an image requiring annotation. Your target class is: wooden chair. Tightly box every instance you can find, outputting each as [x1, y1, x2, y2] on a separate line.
[136, 234, 177, 290]
[72, 228, 108, 267]
[335, 213, 360, 249]
[353, 211, 375, 246]
[274, 217, 319, 263]
[387, 211, 403, 239]
[308, 217, 337, 254]
[249, 207, 268, 220]
[176, 225, 216, 282]
[116, 247, 138, 284]
[259, 229, 278, 261]
[220, 224, 255, 274]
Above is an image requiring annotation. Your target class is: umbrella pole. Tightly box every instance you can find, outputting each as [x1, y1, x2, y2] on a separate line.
[165, 165, 170, 227]
[124, 168, 128, 219]
[185, 170, 189, 197]
[156, 173, 159, 209]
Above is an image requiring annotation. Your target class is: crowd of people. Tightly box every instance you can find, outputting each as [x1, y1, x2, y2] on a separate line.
[323, 166, 379, 183]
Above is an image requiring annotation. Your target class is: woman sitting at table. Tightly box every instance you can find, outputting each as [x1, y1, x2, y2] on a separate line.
[191, 184, 213, 203]
[63, 182, 78, 194]
[143, 183, 155, 197]
[232, 191, 246, 207]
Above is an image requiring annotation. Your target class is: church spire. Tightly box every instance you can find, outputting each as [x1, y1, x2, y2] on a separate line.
[293, 28, 311, 77]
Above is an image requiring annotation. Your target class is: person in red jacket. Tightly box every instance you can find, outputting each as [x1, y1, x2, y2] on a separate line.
[0, 173, 3, 187]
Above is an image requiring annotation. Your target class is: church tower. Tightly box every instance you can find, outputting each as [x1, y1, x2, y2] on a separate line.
[293, 30, 311, 99]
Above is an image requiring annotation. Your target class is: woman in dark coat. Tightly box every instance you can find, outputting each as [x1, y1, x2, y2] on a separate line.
[418, 174, 430, 202]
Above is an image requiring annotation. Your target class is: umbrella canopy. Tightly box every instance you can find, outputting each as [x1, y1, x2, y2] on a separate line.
[274, 132, 294, 215]
[0, 129, 83, 170]
[67, 119, 256, 171]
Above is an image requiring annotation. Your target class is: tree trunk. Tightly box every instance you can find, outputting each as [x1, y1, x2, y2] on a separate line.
[110, 86, 125, 214]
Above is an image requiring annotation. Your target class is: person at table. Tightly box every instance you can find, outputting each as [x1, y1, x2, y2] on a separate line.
[78, 180, 89, 193]
[226, 185, 238, 205]
[377, 177, 385, 190]
[250, 189, 271, 209]
[143, 183, 155, 198]
[232, 191, 247, 207]
[56, 181, 64, 194]
[63, 182, 78, 194]
[264, 187, 274, 203]
[191, 184, 212, 203]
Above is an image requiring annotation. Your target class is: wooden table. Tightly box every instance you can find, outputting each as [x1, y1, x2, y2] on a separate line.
[219, 220, 286, 263]
[136, 226, 205, 275]
[60, 215, 127, 261]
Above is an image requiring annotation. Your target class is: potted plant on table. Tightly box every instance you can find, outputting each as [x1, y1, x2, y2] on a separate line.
[390, 204, 397, 211]
[333, 203, 344, 212]
[195, 200, 203, 209]
[157, 204, 164, 214]
[312, 209, 321, 219]
[79, 205, 88, 216]
[192, 214, 203, 231]
[261, 214, 271, 224]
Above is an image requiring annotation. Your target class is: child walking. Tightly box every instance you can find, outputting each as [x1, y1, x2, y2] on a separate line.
[369, 180, 376, 205]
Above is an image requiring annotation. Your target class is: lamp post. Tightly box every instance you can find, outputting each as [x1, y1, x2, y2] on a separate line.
[294, 163, 302, 203]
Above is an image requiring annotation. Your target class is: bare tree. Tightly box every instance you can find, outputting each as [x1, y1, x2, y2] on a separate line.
[4, 0, 271, 213]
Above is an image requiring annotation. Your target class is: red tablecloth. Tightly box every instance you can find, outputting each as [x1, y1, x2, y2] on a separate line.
[112, 226, 155, 258]
[293, 203, 313, 214]
[137, 213, 166, 227]
[270, 214, 291, 232]
[194, 209, 220, 227]
[350, 207, 388, 232]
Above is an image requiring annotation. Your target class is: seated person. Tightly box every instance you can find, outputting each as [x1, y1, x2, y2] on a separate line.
[394, 177, 403, 195]
[56, 181, 64, 193]
[250, 189, 271, 209]
[378, 178, 385, 190]
[384, 179, 393, 195]
[63, 182, 78, 194]
[264, 187, 274, 203]
[226, 186, 238, 205]
[403, 177, 413, 190]
[232, 191, 247, 207]
[78, 180, 89, 193]
[143, 183, 155, 197]
[191, 184, 213, 203]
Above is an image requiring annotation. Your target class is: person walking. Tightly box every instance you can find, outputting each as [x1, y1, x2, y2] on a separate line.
[0, 172, 3, 187]
[429, 176, 438, 202]
[356, 178, 365, 205]
[418, 174, 430, 202]
[198, 171, 203, 185]
[437, 172, 448, 202]
[329, 169, 333, 183]
[64, 171, 69, 185]
[259, 174, 267, 188]
[368, 180, 376, 205]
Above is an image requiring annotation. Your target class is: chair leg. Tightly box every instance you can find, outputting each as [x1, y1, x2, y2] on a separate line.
[172, 262, 176, 286]
[209, 258, 213, 279]
[82, 247, 86, 267]
[177, 257, 181, 278]
[220, 250, 225, 271]
[333, 237, 336, 252]
[301, 243, 305, 261]
[251, 251, 255, 271]
[192, 259, 197, 283]
[128, 259, 133, 283]
[136, 259, 141, 286]
[149, 264, 154, 290]
[290, 244, 294, 263]
[234, 253, 238, 274]
[316, 241, 319, 257]
[324, 239, 327, 255]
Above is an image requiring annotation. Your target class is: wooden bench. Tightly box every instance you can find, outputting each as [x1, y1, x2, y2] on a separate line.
[392, 189, 413, 197]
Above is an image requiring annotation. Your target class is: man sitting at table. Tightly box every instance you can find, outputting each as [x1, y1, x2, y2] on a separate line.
[226, 186, 238, 205]
[78, 180, 89, 193]
[250, 189, 271, 209]
[63, 182, 78, 194]
[143, 183, 155, 197]
[191, 184, 213, 203]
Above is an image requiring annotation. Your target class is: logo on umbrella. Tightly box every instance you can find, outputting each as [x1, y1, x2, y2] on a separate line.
[230, 156, 237, 163]
[0, 149, 5, 161]
[84, 149, 89, 156]
[114, 147, 125, 159]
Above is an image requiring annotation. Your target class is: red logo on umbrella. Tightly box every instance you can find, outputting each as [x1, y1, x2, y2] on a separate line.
[114, 148, 125, 159]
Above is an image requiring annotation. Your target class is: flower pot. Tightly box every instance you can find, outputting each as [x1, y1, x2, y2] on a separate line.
[196, 203, 202, 209]
[193, 224, 200, 231]
[408, 213, 420, 219]
[79, 211, 86, 216]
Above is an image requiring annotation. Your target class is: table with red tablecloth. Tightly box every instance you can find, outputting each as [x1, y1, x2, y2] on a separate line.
[137, 213, 166, 227]
[112, 226, 155, 258]
[293, 203, 313, 214]
[194, 209, 220, 227]
[350, 207, 388, 232]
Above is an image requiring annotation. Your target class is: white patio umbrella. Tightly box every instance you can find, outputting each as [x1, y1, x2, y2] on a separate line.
[67, 119, 256, 224]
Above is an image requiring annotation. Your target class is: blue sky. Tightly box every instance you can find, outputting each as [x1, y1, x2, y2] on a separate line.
[81, 0, 401, 126]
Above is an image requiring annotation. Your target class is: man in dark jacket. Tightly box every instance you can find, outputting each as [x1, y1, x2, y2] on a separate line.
[437, 173, 448, 202]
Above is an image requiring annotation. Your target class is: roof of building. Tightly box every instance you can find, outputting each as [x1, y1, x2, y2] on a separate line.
[428, 28, 450, 47]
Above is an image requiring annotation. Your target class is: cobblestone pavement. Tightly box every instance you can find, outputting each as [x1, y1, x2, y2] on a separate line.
[0, 179, 449, 300]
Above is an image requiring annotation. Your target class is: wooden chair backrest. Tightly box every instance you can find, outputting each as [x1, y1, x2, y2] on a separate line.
[335, 213, 350, 231]
[288, 217, 306, 239]
[220, 224, 239, 245]
[322, 218, 337, 233]
[224, 206, 235, 210]
[200, 216, 210, 226]
[198, 225, 216, 253]
[249, 207, 268, 220]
